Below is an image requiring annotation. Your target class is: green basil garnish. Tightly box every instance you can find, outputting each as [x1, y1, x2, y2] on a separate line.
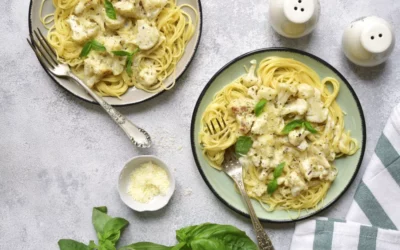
[112, 48, 140, 77]
[80, 40, 106, 57]
[281, 120, 304, 134]
[235, 136, 253, 156]
[58, 206, 258, 250]
[267, 179, 278, 195]
[282, 120, 317, 134]
[254, 99, 267, 117]
[273, 162, 285, 179]
[304, 121, 318, 134]
[104, 0, 117, 20]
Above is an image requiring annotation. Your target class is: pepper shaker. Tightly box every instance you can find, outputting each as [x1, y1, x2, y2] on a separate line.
[269, 0, 320, 38]
[342, 16, 395, 67]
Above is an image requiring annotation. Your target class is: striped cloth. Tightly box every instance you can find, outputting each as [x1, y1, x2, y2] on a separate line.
[291, 103, 400, 250]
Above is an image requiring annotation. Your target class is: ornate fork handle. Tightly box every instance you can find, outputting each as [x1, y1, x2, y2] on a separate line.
[233, 176, 274, 250]
[69, 74, 151, 148]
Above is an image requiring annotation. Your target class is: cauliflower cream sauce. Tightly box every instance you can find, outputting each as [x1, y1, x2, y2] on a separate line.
[200, 57, 359, 211]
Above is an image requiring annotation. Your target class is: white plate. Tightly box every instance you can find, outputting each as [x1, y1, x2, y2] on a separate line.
[118, 155, 175, 212]
[28, 0, 202, 106]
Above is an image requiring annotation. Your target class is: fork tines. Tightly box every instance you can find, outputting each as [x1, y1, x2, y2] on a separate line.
[27, 28, 58, 70]
[206, 118, 227, 135]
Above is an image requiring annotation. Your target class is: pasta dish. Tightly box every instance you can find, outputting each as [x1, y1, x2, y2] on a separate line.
[40, 0, 197, 97]
[199, 57, 359, 211]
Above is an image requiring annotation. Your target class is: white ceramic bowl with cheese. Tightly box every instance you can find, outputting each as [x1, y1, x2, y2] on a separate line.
[118, 155, 175, 212]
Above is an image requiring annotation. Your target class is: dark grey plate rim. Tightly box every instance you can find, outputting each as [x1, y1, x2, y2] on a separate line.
[28, 0, 203, 106]
[190, 47, 367, 223]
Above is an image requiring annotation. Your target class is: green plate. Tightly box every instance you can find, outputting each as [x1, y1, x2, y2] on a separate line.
[190, 48, 366, 223]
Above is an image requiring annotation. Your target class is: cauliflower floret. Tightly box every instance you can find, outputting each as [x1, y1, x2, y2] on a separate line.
[113, 0, 146, 18]
[141, 0, 168, 19]
[67, 15, 99, 43]
[228, 98, 255, 115]
[257, 86, 277, 101]
[281, 99, 309, 116]
[300, 155, 332, 181]
[98, 36, 123, 51]
[103, 10, 125, 30]
[259, 170, 269, 181]
[297, 140, 309, 152]
[297, 83, 314, 99]
[236, 114, 256, 134]
[288, 172, 307, 197]
[133, 20, 160, 50]
[250, 184, 267, 197]
[306, 89, 329, 123]
[74, 0, 98, 15]
[242, 60, 260, 87]
[255, 134, 274, 147]
[288, 127, 310, 146]
[251, 113, 268, 135]
[247, 86, 259, 100]
[137, 64, 158, 87]
[276, 83, 297, 107]
[84, 52, 125, 87]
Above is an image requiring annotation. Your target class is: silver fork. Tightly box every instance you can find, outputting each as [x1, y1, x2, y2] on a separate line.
[207, 119, 274, 250]
[27, 29, 151, 148]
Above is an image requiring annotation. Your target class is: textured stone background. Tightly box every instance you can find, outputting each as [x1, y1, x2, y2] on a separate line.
[1, 0, 400, 249]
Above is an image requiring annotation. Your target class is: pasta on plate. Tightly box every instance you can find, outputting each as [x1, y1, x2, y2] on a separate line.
[41, 0, 197, 97]
[199, 57, 359, 211]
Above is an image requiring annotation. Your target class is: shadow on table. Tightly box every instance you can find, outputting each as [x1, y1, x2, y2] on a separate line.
[342, 54, 387, 82]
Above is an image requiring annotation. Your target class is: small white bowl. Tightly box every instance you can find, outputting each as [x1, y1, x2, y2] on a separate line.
[118, 155, 175, 212]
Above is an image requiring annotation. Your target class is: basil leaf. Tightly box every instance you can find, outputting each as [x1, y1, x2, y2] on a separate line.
[281, 120, 304, 134]
[80, 40, 106, 57]
[112, 48, 140, 77]
[58, 239, 89, 250]
[267, 179, 278, 195]
[88, 241, 97, 250]
[104, 0, 117, 20]
[92, 207, 112, 235]
[91, 40, 106, 52]
[254, 99, 267, 117]
[103, 218, 129, 235]
[119, 242, 173, 250]
[235, 136, 253, 156]
[101, 217, 128, 244]
[175, 223, 257, 250]
[80, 42, 93, 58]
[99, 240, 116, 250]
[126, 55, 133, 77]
[304, 121, 317, 134]
[273, 162, 285, 179]
[112, 51, 132, 57]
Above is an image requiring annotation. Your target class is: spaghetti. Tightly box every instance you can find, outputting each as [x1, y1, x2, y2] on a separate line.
[40, 0, 197, 97]
[199, 57, 359, 211]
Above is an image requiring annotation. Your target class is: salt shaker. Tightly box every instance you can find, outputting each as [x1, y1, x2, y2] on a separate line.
[342, 16, 395, 67]
[269, 0, 320, 38]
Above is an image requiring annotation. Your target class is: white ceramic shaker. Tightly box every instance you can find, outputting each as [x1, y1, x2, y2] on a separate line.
[342, 16, 395, 67]
[269, 0, 320, 38]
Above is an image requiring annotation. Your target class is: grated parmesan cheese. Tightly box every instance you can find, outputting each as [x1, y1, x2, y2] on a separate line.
[128, 161, 170, 203]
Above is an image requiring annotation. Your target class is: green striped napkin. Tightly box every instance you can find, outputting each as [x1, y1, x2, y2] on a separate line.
[291, 103, 400, 250]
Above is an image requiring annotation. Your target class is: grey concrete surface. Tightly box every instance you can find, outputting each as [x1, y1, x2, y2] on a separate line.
[1, 0, 400, 249]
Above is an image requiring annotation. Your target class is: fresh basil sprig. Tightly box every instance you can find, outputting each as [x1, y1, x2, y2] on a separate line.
[254, 99, 267, 117]
[235, 136, 253, 156]
[58, 206, 257, 250]
[80, 40, 106, 57]
[268, 162, 285, 194]
[58, 206, 128, 250]
[104, 0, 117, 20]
[112, 48, 140, 77]
[282, 120, 317, 135]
